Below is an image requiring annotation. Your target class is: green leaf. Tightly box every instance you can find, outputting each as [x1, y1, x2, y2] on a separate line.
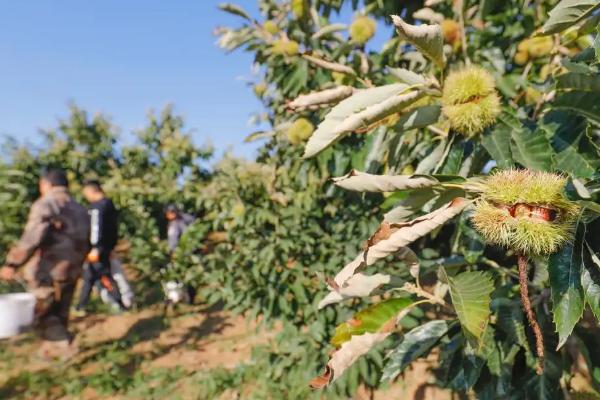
[545, 111, 599, 178]
[553, 138, 597, 178]
[548, 217, 585, 349]
[525, 352, 563, 400]
[496, 301, 531, 352]
[439, 140, 464, 175]
[554, 91, 600, 126]
[463, 324, 496, 387]
[415, 138, 448, 174]
[330, 297, 413, 346]
[481, 124, 514, 169]
[447, 271, 494, 341]
[539, 0, 600, 35]
[381, 320, 451, 381]
[394, 105, 441, 131]
[218, 3, 252, 20]
[510, 127, 554, 171]
[583, 241, 600, 321]
[282, 60, 309, 97]
[556, 72, 600, 92]
[595, 25, 600, 63]
[391, 15, 445, 69]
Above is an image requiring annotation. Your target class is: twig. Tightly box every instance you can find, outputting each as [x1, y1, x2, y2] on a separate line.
[402, 282, 446, 306]
[457, 0, 471, 66]
[481, 257, 519, 280]
[518, 254, 544, 375]
[427, 125, 448, 136]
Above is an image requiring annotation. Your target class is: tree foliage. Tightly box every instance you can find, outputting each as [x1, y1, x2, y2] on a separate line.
[2, 0, 600, 398]
[218, 0, 600, 397]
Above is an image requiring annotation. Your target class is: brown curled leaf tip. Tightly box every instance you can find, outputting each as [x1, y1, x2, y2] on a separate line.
[347, 318, 362, 328]
[325, 276, 340, 290]
[450, 197, 466, 207]
[309, 367, 332, 389]
[366, 222, 392, 248]
[380, 318, 397, 333]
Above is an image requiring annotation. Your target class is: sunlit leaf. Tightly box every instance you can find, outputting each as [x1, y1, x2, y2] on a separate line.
[331, 297, 413, 346]
[391, 16, 445, 69]
[288, 86, 354, 110]
[318, 273, 394, 308]
[303, 83, 413, 157]
[332, 170, 438, 192]
[447, 271, 494, 341]
[539, 0, 600, 35]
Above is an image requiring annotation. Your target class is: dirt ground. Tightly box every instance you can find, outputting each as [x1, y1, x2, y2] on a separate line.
[0, 303, 270, 399]
[0, 303, 453, 400]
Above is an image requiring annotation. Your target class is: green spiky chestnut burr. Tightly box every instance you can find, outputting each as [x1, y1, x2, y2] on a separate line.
[441, 66, 501, 137]
[349, 16, 376, 45]
[287, 118, 314, 145]
[471, 169, 580, 374]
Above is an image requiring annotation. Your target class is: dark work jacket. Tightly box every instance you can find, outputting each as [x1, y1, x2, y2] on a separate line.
[89, 197, 119, 257]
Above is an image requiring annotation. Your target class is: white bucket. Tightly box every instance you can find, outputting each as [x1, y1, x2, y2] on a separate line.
[0, 292, 36, 339]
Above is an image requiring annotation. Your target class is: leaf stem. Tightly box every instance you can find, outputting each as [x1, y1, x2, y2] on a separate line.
[518, 254, 544, 374]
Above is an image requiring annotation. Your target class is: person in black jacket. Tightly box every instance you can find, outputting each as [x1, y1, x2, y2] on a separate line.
[75, 180, 126, 314]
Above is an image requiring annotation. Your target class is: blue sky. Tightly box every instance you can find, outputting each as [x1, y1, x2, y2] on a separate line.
[0, 1, 391, 158]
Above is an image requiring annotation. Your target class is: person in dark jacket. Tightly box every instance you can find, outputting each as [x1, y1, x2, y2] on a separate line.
[0, 168, 90, 358]
[75, 180, 125, 314]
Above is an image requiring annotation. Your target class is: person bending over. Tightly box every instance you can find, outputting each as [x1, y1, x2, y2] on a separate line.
[75, 180, 126, 314]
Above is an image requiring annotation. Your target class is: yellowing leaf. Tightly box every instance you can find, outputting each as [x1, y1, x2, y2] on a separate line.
[311, 298, 414, 389]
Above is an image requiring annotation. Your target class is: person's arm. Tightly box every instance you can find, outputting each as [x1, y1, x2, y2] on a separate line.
[4, 199, 53, 269]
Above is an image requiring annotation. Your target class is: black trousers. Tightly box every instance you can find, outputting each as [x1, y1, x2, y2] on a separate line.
[76, 254, 124, 310]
